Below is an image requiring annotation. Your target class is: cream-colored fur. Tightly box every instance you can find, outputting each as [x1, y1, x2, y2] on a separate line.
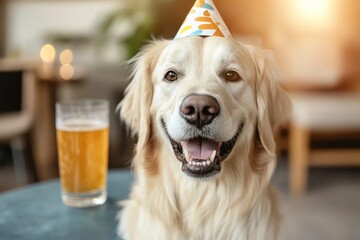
[117, 37, 290, 240]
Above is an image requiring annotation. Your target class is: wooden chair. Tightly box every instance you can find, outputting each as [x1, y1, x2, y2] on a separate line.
[0, 60, 37, 184]
[289, 92, 360, 196]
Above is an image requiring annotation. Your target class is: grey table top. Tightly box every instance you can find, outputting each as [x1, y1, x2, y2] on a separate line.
[0, 169, 133, 240]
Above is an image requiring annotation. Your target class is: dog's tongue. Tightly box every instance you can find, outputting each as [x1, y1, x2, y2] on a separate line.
[181, 139, 220, 161]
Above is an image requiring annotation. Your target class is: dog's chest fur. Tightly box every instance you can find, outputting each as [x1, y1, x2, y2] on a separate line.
[119, 148, 279, 240]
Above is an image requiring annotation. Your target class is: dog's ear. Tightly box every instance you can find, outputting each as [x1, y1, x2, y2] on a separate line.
[118, 40, 168, 148]
[252, 48, 291, 157]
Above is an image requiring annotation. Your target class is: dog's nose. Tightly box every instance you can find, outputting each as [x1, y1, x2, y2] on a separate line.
[180, 94, 220, 128]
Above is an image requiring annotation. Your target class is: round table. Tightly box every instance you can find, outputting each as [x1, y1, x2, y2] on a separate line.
[0, 170, 133, 240]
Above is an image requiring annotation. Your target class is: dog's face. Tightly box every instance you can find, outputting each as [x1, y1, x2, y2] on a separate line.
[120, 37, 289, 180]
[152, 37, 257, 178]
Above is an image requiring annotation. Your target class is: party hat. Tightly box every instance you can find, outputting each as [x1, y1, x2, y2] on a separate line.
[174, 0, 231, 39]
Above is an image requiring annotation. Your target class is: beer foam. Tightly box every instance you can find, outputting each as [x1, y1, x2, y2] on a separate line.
[56, 119, 108, 131]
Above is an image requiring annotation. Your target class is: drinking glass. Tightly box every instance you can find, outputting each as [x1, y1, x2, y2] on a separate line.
[56, 99, 109, 207]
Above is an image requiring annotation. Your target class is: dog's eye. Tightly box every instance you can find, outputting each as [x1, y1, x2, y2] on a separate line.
[225, 71, 242, 82]
[164, 71, 178, 82]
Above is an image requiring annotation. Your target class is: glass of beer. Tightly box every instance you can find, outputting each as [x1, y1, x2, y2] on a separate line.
[56, 99, 109, 207]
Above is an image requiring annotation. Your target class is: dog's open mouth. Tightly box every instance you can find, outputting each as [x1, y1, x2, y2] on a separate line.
[162, 120, 242, 179]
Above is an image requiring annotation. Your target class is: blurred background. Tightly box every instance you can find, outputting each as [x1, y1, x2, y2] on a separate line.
[0, 0, 359, 239]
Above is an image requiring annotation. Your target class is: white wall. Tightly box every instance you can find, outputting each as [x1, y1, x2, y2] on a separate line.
[6, 0, 120, 59]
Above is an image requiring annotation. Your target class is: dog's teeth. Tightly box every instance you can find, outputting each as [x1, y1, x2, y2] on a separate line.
[206, 160, 211, 165]
[202, 162, 206, 166]
[210, 150, 216, 162]
[184, 149, 190, 160]
[197, 162, 201, 166]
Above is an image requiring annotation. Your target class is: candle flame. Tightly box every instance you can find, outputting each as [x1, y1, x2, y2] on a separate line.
[60, 49, 73, 65]
[60, 64, 74, 80]
[40, 44, 56, 63]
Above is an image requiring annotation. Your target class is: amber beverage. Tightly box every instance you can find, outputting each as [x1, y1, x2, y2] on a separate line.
[56, 100, 109, 207]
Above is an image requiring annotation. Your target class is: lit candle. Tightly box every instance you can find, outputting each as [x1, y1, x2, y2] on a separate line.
[40, 44, 56, 79]
[59, 49, 74, 80]
[59, 49, 73, 65]
[59, 64, 74, 80]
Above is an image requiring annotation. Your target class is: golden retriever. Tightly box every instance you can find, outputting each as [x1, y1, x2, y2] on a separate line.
[117, 36, 290, 240]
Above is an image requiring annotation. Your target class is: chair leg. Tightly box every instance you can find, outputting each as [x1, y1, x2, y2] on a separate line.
[290, 124, 310, 197]
[24, 132, 38, 182]
[10, 134, 37, 185]
[10, 137, 28, 185]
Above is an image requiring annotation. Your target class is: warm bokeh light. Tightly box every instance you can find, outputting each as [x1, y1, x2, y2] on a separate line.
[40, 44, 56, 62]
[59, 49, 73, 65]
[59, 64, 74, 80]
[295, 0, 330, 20]
[292, 0, 335, 28]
